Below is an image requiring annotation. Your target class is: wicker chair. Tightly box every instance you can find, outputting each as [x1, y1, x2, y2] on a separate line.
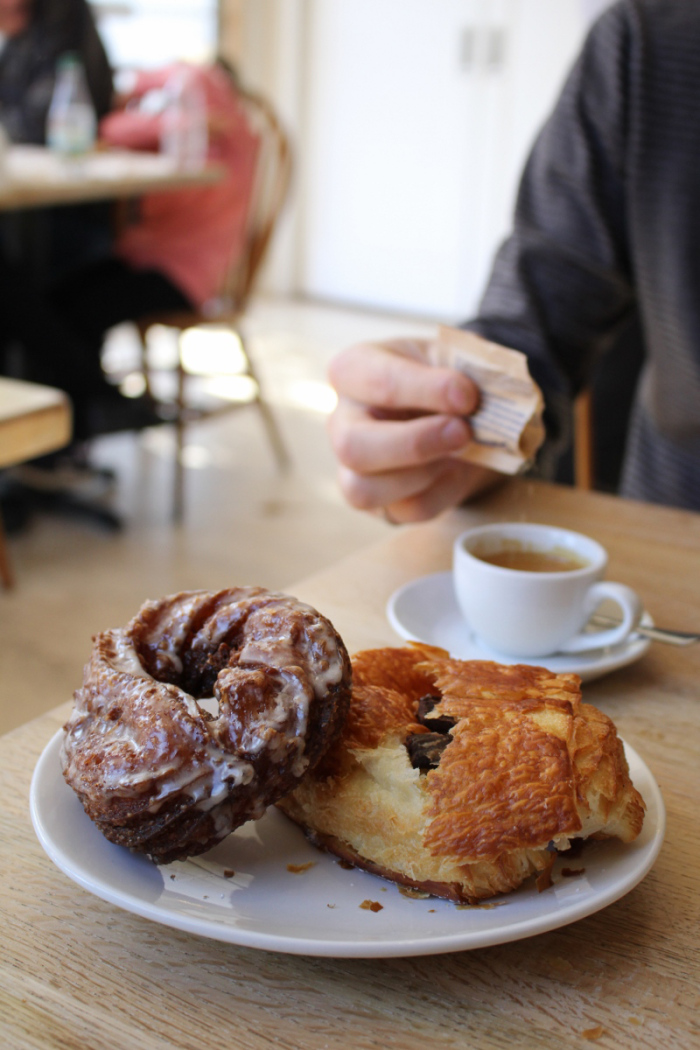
[135, 88, 292, 521]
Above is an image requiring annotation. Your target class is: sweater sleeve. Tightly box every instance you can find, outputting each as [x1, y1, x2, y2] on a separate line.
[464, 1, 638, 452]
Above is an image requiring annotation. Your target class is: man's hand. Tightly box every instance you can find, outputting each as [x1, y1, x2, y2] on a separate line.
[327, 338, 502, 523]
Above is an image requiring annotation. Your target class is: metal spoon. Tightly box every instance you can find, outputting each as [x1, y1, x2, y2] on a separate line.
[588, 613, 699, 647]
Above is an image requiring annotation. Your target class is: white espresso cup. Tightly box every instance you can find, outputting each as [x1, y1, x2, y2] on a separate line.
[453, 522, 642, 658]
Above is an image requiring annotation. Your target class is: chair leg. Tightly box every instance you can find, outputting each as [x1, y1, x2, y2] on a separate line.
[574, 388, 594, 490]
[238, 330, 290, 471]
[255, 397, 291, 471]
[173, 343, 187, 523]
[0, 509, 16, 589]
[136, 321, 154, 401]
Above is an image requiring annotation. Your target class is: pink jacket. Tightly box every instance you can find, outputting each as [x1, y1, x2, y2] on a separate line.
[100, 64, 260, 309]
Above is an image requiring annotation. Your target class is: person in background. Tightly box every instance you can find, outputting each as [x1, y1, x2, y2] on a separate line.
[0, 0, 125, 444]
[0, 0, 112, 144]
[0, 0, 114, 276]
[49, 59, 260, 354]
[327, 0, 700, 519]
[0, 0, 117, 526]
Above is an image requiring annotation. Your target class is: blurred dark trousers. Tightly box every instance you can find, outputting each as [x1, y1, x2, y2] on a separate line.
[49, 257, 191, 348]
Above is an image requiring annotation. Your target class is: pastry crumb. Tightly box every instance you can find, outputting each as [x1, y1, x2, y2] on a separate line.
[536, 856, 556, 892]
[287, 861, 316, 874]
[360, 899, 383, 912]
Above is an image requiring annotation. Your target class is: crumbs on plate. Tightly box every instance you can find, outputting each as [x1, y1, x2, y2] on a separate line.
[360, 900, 383, 912]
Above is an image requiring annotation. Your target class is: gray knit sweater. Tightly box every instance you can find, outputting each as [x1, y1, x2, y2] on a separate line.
[467, 0, 700, 511]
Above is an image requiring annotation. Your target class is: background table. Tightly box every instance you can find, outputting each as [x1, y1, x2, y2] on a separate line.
[0, 144, 224, 277]
[0, 376, 71, 587]
[0, 145, 224, 210]
[1, 480, 698, 1049]
[0, 376, 70, 468]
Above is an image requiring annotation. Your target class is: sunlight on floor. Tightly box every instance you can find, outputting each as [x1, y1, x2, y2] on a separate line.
[104, 317, 340, 412]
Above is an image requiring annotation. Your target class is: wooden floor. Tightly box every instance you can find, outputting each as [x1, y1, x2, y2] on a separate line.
[0, 296, 434, 735]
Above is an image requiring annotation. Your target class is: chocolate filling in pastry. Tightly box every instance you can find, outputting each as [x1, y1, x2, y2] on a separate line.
[405, 694, 457, 771]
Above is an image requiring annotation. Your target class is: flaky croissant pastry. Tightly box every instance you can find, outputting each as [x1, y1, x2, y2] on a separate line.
[277, 644, 645, 902]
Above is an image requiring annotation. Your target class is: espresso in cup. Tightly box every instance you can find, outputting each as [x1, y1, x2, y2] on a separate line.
[453, 522, 642, 658]
[473, 543, 589, 574]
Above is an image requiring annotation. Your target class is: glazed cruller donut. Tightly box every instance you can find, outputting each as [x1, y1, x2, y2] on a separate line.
[61, 587, 352, 863]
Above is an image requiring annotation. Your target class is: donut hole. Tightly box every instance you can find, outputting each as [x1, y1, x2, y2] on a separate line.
[182, 640, 250, 700]
[133, 632, 242, 701]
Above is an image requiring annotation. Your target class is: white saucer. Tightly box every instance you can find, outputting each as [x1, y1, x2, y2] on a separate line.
[387, 571, 652, 683]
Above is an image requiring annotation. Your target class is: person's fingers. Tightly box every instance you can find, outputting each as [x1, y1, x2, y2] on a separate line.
[339, 458, 505, 522]
[328, 340, 478, 416]
[369, 462, 501, 525]
[384, 462, 504, 523]
[338, 459, 500, 521]
[337, 460, 456, 512]
[328, 397, 471, 472]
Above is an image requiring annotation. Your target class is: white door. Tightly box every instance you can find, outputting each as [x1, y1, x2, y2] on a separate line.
[298, 0, 588, 321]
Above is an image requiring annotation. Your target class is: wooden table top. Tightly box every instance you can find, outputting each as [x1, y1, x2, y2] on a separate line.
[0, 376, 71, 468]
[2, 480, 698, 1049]
[0, 145, 224, 210]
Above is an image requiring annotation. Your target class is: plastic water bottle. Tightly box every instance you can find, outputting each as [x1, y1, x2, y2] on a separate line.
[160, 66, 208, 172]
[0, 122, 9, 184]
[46, 53, 97, 158]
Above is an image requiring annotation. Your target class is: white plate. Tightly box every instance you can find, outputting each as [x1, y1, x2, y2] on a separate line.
[31, 731, 664, 958]
[387, 571, 652, 683]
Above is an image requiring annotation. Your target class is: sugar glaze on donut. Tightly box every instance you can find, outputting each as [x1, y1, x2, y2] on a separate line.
[61, 588, 352, 862]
